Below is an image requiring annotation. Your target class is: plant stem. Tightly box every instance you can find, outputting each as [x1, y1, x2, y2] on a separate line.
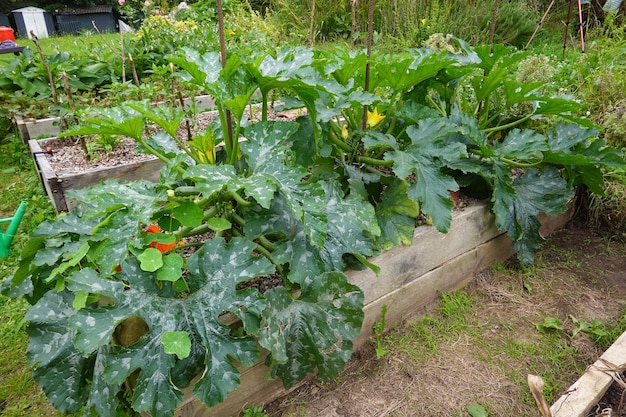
[30, 31, 67, 132]
[308, 0, 316, 46]
[216, 0, 235, 163]
[227, 190, 251, 207]
[128, 53, 140, 87]
[62, 71, 89, 159]
[482, 114, 533, 133]
[356, 154, 394, 167]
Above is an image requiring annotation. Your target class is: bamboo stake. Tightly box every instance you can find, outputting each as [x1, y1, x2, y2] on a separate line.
[528, 374, 553, 417]
[62, 71, 90, 158]
[128, 53, 140, 87]
[216, 0, 234, 157]
[362, 0, 375, 130]
[350, 0, 357, 47]
[91, 20, 126, 83]
[488, 0, 500, 52]
[309, 0, 316, 46]
[30, 31, 68, 131]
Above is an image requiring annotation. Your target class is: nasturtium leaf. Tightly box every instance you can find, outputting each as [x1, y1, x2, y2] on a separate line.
[72, 291, 89, 310]
[157, 253, 184, 282]
[207, 217, 232, 232]
[162, 331, 191, 359]
[138, 248, 163, 272]
[172, 278, 189, 294]
[172, 202, 204, 228]
[157, 215, 182, 232]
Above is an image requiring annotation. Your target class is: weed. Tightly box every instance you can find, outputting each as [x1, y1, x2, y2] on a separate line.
[592, 307, 626, 350]
[241, 406, 270, 417]
[467, 403, 489, 417]
[437, 291, 475, 331]
[372, 305, 389, 359]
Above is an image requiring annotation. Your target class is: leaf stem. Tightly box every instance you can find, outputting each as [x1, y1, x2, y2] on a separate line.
[482, 114, 533, 133]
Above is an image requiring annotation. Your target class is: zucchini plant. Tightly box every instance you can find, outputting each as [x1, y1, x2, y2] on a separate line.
[3, 40, 624, 417]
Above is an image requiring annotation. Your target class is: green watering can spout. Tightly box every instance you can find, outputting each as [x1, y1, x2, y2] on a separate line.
[0, 201, 28, 259]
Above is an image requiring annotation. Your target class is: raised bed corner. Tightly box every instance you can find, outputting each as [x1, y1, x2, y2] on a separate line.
[29, 138, 164, 212]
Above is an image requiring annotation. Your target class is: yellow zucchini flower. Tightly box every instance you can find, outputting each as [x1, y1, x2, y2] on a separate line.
[341, 124, 349, 140]
[367, 108, 386, 128]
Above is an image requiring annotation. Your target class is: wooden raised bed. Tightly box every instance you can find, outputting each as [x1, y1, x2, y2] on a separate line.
[14, 94, 217, 142]
[173, 201, 573, 417]
[550, 330, 626, 417]
[29, 137, 164, 212]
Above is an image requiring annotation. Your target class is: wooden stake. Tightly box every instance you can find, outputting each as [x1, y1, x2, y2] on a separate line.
[216, 0, 234, 157]
[528, 374, 553, 417]
[362, 0, 375, 130]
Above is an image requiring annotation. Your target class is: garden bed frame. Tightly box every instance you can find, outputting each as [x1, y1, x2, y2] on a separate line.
[28, 137, 164, 212]
[14, 94, 217, 142]
[173, 201, 573, 417]
[550, 330, 626, 417]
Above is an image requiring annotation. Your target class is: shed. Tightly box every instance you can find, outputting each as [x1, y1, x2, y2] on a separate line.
[54, 5, 116, 35]
[0, 14, 10, 28]
[11, 7, 54, 38]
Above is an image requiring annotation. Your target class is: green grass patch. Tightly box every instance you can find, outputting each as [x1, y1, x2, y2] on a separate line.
[15, 32, 123, 57]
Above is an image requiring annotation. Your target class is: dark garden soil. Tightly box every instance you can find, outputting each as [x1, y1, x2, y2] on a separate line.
[44, 108, 304, 175]
[263, 220, 626, 417]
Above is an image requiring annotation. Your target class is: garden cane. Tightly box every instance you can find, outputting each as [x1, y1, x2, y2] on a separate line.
[525, 0, 586, 57]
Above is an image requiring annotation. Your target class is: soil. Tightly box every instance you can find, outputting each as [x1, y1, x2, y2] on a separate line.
[44, 107, 304, 175]
[263, 220, 626, 417]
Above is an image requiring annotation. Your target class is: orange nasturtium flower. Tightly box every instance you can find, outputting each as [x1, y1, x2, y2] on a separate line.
[145, 224, 177, 252]
[366, 108, 386, 128]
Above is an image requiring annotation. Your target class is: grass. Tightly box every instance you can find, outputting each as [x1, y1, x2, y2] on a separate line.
[11, 32, 123, 57]
[0, 131, 56, 417]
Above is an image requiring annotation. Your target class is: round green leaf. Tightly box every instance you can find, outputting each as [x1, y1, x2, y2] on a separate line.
[467, 404, 488, 417]
[172, 202, 204, 228]
[138, 248, 163, 272]
[207, 217, 232, 232]
[157, 215, 182, 232]
[161, 331, 191, 360]
[157, 253, 184, 282]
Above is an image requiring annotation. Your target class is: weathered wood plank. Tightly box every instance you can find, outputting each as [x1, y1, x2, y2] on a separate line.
[346, 203, 504, 305]
[29, 139, 68, 211]
[551, 330, 626, 417]
[29, 138, 164, 211]
[353, 233, 515, 350]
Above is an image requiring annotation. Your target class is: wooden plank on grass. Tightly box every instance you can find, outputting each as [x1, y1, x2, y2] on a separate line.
[551, 330, 626, 417]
